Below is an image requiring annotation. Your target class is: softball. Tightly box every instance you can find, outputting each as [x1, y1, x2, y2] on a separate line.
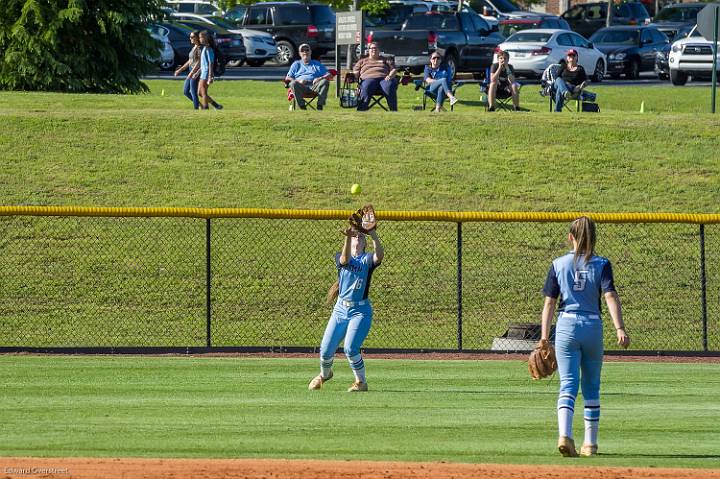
[350, 184, 361, 195]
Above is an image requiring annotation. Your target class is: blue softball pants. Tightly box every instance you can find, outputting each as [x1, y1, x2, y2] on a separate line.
[555, 312, 603, 402]
[319, 303, 372, 366]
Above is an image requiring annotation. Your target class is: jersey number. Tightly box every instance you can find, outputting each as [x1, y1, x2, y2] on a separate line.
[354, 278, 364, 290]
[573, 271, 589, 291]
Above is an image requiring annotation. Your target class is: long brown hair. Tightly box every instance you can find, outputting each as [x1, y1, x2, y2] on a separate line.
[569, 216, 596, 265]
[326, 280, 339, 305]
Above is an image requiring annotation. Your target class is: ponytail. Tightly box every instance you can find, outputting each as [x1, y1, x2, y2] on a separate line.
[569, 216, 596, 265]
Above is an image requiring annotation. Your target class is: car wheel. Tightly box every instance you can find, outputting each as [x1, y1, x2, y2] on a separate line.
[246, 59, 266, 67]
[275, 40, 295, 67]
[658, 72, 669, 81]
[226, 59, 243, 68]
[627, 59, 640, 79]
[591, 59, 604, 83]
[670, 69, 687, 86]
[160, 58, 175, 70]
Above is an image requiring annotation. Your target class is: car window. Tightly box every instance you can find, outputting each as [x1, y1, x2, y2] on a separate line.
[563, 5, 584, 20]
[309, 5, 335, 24]
[571, 33, 590, 48]
[275, 5, 312, 25]
[591, 29, 639, 44]
[506, 31, 552, 42]
[225, 6, 246, 23]
[365, 5, 414, 27]
[406, 14, 458, 30]
[196, 4, 218, 15]
[543, 19, 558, 29]
[655, 29, 668, 43]
[247, 7, 270, 25]
[499, 20, 540, 36]
[177, 3, 194, 13]
[556, 33, 574, 46]
[586, 5, 605, 20]
[471, 14, 489, 32]
[208, 16, 236, 30]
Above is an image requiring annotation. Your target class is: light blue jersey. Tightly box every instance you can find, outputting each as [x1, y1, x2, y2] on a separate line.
[200, 46, 214, 80]
[543, 252, 615, 316]
[335, 252, 376, 302]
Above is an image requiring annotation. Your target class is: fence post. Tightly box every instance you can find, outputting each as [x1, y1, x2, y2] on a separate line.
[206, 218, 212, 348]
[457, 222, 463, 351]
[700, 224, 708, 351]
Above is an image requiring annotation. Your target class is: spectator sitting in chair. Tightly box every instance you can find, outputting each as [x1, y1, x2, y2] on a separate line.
[488, 50, 520, 112]
[553, 49, 588, 113]
[424, 53, 459, 112]
[284, 43, 333, 110]
[352, 42, 399, 111]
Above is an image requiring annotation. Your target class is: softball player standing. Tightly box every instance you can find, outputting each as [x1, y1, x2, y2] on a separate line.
[309, 226, 384, 392]
[540, 216, 630, 457]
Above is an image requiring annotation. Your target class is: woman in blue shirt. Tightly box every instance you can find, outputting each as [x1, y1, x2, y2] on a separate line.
[309, 225, 384, 392]
[197, 31, 223, 110]
[540, 216, 630, 457]
[423, 54, 458, 112]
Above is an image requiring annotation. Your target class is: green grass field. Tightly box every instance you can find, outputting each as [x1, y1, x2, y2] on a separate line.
[0, 80, 719, 350]
[0, 355, 718, 468]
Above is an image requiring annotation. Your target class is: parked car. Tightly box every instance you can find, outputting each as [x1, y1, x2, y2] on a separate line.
[172, 20, 247, 67]
[156, 21, 195, 67]
[655, 24, 697, 79]
[171, 12, 277, 67]
[464, 0, 527, 19]
[649, 2, 706, 41]
[165, 1, 222, 16]
[589, 25, 668, 79]
[668, 25, 720, 85]
[496, 29, 607, 80]
[367, 11, 504, 75]
[148, 24, 176, 70]
[227, 2, 335, 66]
[498, 13, 570, 37]
[561, 2, 651, 39]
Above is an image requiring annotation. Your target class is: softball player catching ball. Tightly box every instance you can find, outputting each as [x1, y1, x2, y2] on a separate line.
[540, 216, 630, 457]
[309, 226, 384, 392]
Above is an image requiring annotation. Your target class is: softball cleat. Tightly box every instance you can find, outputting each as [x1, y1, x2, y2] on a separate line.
[580, 444, 598, 457]
[557, 436, 579, 457]
[308, 371, 333, 390]
[347, 380, 368, 392]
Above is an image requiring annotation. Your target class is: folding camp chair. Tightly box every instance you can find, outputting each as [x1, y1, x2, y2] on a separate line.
[285, 69, 337, 111]
[413, 79, 459, 111]
[540, 64, 599, 112]
[479, 66, 521, 112]
[340, 73, 389, 111]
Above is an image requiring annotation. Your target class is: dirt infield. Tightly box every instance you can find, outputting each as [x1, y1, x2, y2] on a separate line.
[2, 457, 720, 479]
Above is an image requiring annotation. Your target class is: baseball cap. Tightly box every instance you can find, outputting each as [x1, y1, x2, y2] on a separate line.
[299, 43, 311, 52]
[566, 49, 578, 56]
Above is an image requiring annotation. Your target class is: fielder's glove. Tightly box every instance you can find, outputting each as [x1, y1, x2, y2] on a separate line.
[528, 339, 557, 380]
[348, 204, 377, 234]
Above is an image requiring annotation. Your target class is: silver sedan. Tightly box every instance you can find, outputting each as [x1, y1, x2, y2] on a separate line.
[496, 29, 607, 81]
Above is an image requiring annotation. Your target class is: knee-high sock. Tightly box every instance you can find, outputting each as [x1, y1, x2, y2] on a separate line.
[558, 393, 576, 439]
[347, 353, 366, 382]
[320, 356, 333, 379]
[583, 399, 600, 445]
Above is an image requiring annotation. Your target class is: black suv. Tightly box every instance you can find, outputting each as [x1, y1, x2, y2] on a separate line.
[561, 2, 651, 39]
[224, 2, 335, 66]
[589, 25, 668, 79]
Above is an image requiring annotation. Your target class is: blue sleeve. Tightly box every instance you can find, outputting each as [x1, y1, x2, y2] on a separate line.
[287, 61, 299, 79]
[316, 61, 328, 77]
[423, 65, 431, 81]
[542, 263, 560, 298]
[335, 252, 343, 269]
[600, 260, 616, 293]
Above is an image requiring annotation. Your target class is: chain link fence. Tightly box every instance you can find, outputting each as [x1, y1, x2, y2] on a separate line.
[0, 209, 717, 352]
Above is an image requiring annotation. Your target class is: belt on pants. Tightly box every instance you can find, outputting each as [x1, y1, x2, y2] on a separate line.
[340, 299, 368, 307]
[560, 312, 600, 320]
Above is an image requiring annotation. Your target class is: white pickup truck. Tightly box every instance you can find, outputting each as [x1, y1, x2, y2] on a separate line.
[668, 25, 720, 85]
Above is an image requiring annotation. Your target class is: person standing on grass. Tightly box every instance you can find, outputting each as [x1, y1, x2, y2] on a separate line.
[198, 30, 223, 111]
[174, 30, 202, 109]
[539, 216, 630, 457]
[309, 225, 383, 392]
